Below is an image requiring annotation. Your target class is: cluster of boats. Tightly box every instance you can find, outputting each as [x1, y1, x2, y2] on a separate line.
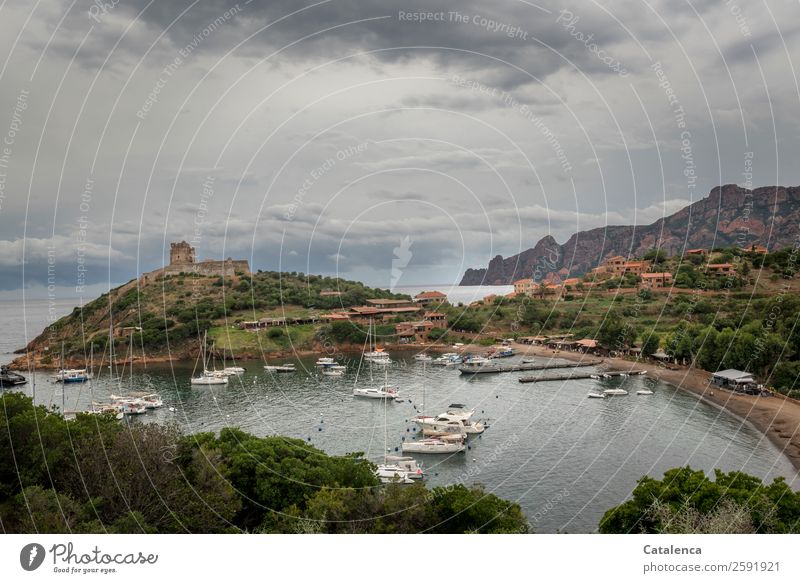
[190, 332, 247, 384]
[91, 393, 165, 417]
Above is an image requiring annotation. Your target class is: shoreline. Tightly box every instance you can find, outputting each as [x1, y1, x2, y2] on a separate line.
[512, 341, 800, 472]
[10, 337, 800, 473]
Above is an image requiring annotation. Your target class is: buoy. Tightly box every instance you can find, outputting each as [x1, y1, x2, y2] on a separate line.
[394, 447, 399, 451]
[318, 427, 322, 431]
[496, 395, 499, 398]
[472, 458, 477, 462]
[401, 437, 405, 441]
[406, 428, 409, 432]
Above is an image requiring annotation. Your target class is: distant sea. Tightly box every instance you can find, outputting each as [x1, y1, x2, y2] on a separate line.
[391, 284, 513, 306]
[0, 297, 77, 366]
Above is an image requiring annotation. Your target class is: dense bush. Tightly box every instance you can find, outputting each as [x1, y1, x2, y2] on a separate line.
[600, 467, 800, 533]
[0, 393, 528, 534]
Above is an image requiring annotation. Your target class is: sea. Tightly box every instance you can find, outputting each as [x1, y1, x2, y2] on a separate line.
[2, 289, 799, 533]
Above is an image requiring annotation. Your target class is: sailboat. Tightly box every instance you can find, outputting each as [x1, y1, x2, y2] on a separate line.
[191, 331, 228, 385]
[353, 366, 399, 399]
[363, 319, 391, 364]
[374, 375, 413, 484]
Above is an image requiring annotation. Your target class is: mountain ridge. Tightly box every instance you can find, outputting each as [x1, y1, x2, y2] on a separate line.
[459, 184, 800, 285]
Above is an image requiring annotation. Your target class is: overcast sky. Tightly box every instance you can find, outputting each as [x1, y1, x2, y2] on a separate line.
[0, 0, 798, 299]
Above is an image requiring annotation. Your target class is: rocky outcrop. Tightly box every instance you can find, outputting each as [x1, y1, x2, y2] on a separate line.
[459, 185, 800, 285]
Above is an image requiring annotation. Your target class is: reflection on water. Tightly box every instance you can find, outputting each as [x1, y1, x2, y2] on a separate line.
[13, 351, 799, 533]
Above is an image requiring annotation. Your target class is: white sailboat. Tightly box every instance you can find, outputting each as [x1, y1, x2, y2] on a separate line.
[375, 372, 413, 484]
[402, 437, 465, 454]
[363, 319, 392, 364]
[191, 331, 229, 385]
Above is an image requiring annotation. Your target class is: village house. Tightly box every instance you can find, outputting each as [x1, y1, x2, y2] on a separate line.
[622, 261, 650, 275]
[706, 263, 735, 276]
[365, 298, 415, 309]
[319, 290, 342, 297]
[604, 255, 628, 275]
[395, 320, 435, 343]
[513, 278, 535, 296]
[413, 290, 448, 306]
[423, 311, 448, 327]
[639, 272, 673, 289]
[748, 244, 768, 254]
[685, 248, 707, 256]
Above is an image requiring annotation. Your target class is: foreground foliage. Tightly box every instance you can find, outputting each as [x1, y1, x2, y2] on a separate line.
[0, 392, 527, 534]
[599, 467, 800, 533]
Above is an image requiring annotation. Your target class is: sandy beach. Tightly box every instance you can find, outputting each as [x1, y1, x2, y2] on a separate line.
[512, 341, 800, 472]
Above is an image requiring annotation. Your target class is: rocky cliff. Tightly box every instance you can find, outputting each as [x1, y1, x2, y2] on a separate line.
[460, 184, 800, 285]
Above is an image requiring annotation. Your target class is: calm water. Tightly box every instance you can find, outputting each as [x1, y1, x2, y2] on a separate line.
[392, 284, 513, 305]
[13, 351, 800, 533]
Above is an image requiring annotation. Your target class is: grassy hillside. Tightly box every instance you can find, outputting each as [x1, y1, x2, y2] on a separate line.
[18, 270, 409, 366]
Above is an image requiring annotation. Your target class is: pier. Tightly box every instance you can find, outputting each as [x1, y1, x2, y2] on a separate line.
[518, 370, 647, 383]
[459, 359, 603, 375]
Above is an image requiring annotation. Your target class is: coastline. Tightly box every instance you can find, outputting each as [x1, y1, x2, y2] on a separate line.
[512, 341, 800, 472]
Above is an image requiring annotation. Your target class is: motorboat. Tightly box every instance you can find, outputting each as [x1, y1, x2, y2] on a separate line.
[637, 389, 654, 395]
[316, 357, 336, 366]
[444, 403, 476, 420]
[364, 349, 391, 364]
[0, 365, 27, 387]
[264, 363, 296, 373]
[414, 413, 484, 434]
[111, 393, 163, 409]
[603, 388, 628, 396]
[353, 385, 398, 399]
[55, 368, 91, 383]
[385, 455, 424, 479]
[414, 353, 433, 362]
[321, 368, 345, 377]
[222, 366, 245, 375]
[490, 347, 515, 359]
[590, 374, 600, 379]
[431, 353, 461, 366]
[374, 464, 414, 484]
[109, 397, 147, 415]
[458, 356, 502, 374]
[587, 392, 605, 399]
[402, 438, 466, 454]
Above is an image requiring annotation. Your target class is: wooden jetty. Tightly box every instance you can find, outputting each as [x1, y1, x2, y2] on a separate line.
[459, 359, 603, 375]
[518, 370, 647, 383]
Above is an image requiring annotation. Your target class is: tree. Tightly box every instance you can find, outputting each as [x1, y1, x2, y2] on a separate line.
[644, 249, 667, 264]
[641, 332, 659, 357]
[599, 466, 800, 533]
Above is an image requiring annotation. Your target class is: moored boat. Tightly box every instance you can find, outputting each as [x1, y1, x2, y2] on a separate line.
[402, 438, 466, 454]
[0, 365, 27, 387]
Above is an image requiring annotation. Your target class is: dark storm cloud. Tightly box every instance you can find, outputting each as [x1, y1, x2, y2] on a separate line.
[110, 0, 660, 88]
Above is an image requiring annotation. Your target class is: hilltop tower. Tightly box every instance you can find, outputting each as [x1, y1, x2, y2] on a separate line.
[170, 241, 195, 265]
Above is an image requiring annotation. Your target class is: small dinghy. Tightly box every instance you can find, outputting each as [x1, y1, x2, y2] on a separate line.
[637, 389, 654, 395]
[587, 392, 605, 399]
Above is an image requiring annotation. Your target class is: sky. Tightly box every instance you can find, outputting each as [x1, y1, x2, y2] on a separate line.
[0, 0, 798, 299]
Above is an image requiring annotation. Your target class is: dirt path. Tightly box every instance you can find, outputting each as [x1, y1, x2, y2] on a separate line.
[512, 342, 800, 472]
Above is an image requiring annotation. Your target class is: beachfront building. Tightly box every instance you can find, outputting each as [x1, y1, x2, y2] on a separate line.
[711, 369, 758, 392]
[640, 272, 673, 289]
[413, 290, 448, 306]
[513, 278, 535, 296]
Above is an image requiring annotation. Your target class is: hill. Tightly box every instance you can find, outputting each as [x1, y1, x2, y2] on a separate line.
[13, 271, 408, 368]
[460, 184, 800, 285]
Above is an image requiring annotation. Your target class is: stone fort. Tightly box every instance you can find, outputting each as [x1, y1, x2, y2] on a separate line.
[141, 241, 250, 282]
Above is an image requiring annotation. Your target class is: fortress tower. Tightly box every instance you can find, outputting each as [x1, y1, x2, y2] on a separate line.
[170, 241, 195, 265]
